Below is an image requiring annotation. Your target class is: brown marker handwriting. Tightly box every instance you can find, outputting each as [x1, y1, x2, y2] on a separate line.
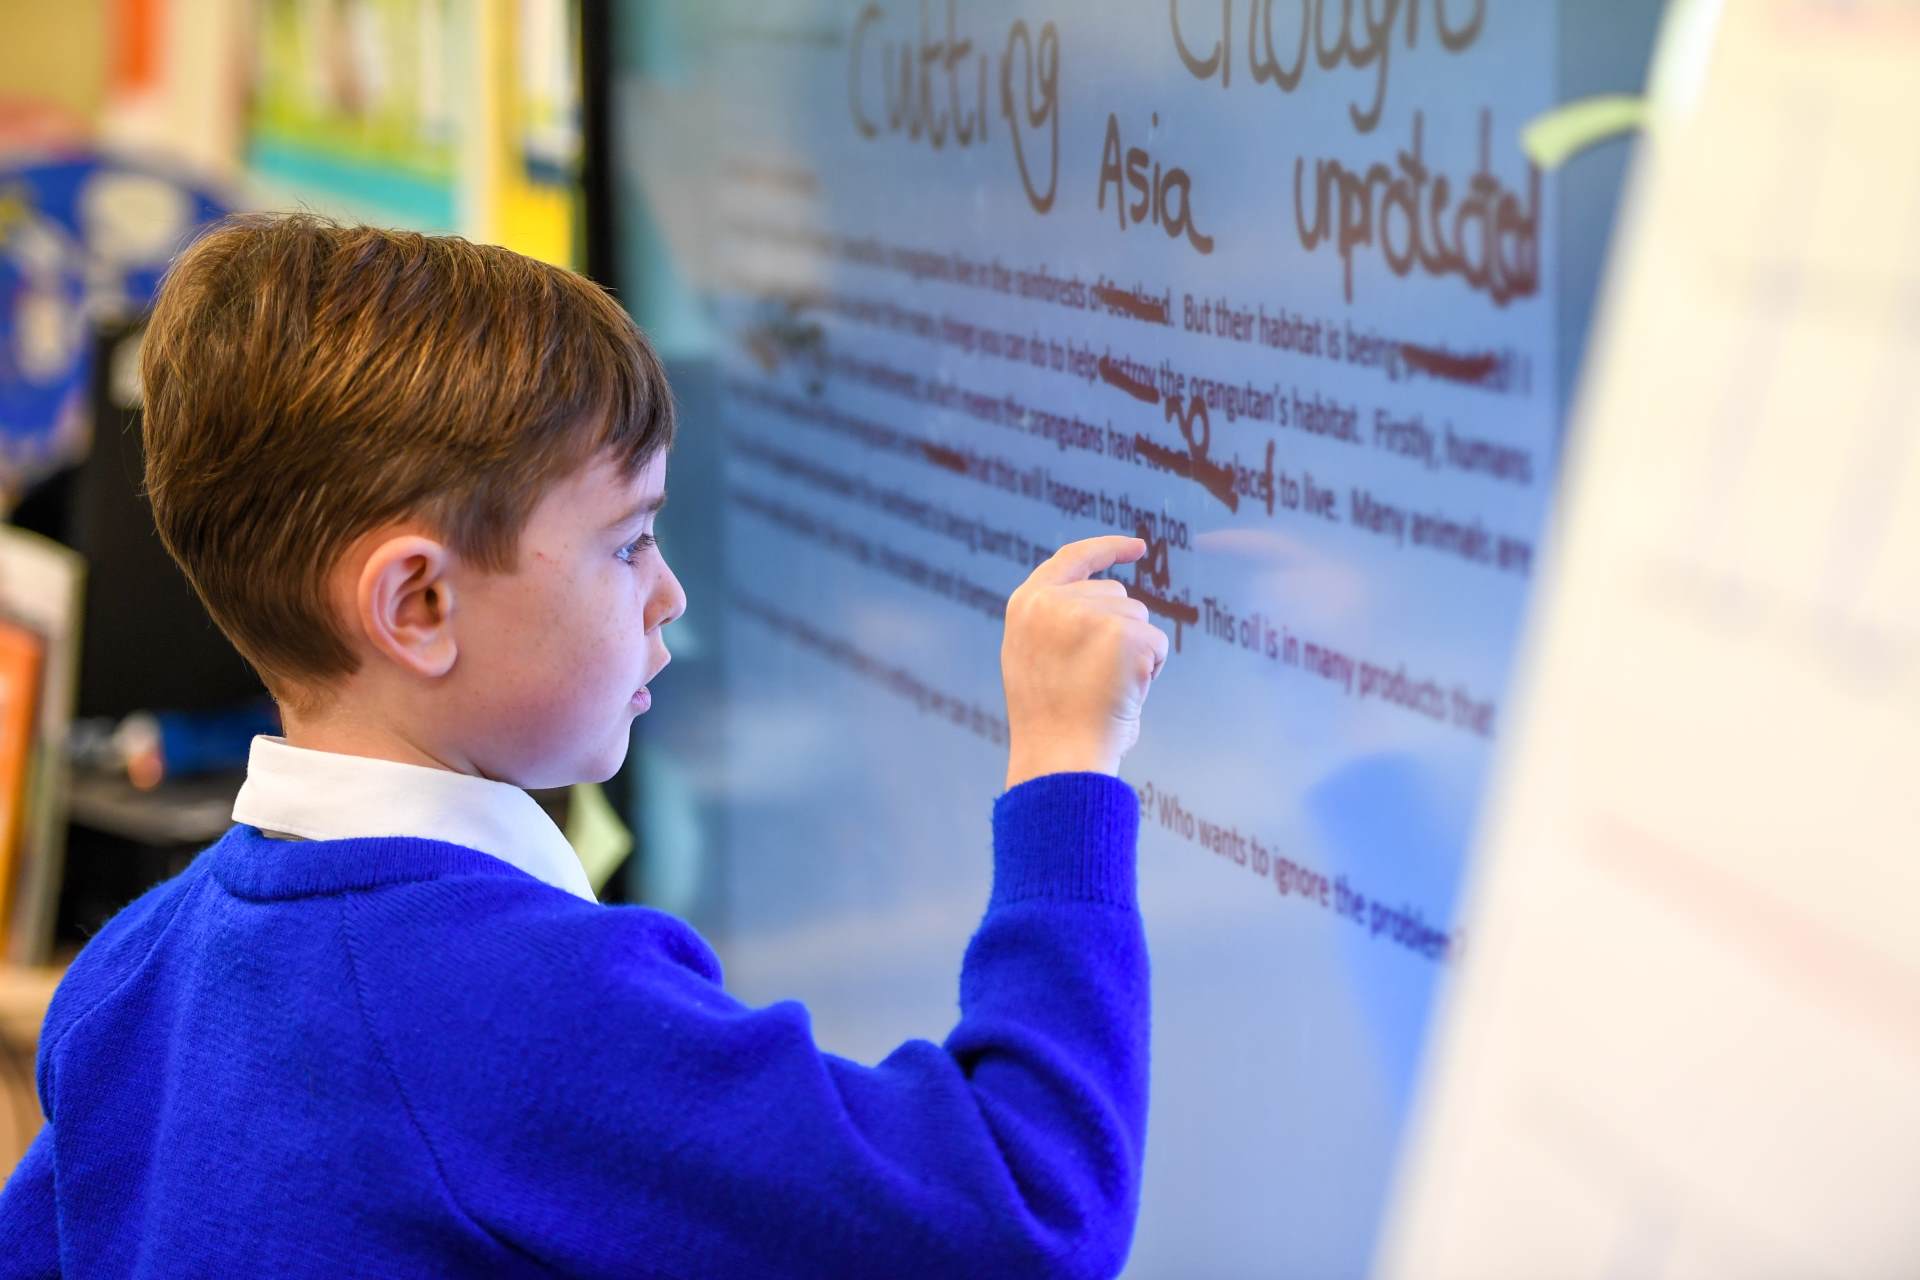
[1169, 0, 1486, 133]
[1098, 353, 1162, 405]
[1398, 342, 1499, 385]
[1128, 522, 1200, 652]
[1092, 281, 1173, 325]
[848, 3, 1060, 214]
[1134, 395, 1277, 515]
[1097, 112, 1215, 254]
[1294, 109, 1540, 306]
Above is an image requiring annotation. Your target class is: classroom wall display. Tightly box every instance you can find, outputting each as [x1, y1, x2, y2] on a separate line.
[246, 0, 463, 231]
[611, 4, 1665, 1273]
[0, 153, 230, 495]
[246, 0, 585, 267]
[0, 527, 84, 966]
[488, 0, 584, 266]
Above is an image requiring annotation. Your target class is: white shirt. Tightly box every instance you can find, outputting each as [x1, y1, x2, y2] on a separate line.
[230, 735, 598, 903]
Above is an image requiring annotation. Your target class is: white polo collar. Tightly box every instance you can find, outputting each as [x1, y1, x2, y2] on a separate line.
[230, 735, 597, 903]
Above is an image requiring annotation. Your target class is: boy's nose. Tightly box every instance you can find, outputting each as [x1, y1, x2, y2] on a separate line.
[652, 557, 687, 630]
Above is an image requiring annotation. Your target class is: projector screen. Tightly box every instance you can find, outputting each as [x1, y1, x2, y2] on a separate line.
[609, 4, 1664, 1273]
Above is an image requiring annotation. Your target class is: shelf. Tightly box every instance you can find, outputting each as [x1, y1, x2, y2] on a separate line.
[66, 770, 241, 847]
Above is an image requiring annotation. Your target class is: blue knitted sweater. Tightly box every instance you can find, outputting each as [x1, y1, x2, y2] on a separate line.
[0, 773, 1146, 1278]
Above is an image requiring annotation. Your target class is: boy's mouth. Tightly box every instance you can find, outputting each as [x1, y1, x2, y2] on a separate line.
[630, 687, 652, 713]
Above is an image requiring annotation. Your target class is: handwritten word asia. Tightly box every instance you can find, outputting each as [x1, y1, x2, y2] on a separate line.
[1098, 111, 1216, 255]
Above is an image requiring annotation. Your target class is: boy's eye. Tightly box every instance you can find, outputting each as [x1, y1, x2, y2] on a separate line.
[616, 533, 657, 565]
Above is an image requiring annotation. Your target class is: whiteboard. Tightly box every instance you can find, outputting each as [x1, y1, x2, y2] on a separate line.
[610, 3, 1663, 1274]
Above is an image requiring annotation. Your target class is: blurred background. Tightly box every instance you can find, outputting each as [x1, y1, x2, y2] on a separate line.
[0, 0, 622, 1172]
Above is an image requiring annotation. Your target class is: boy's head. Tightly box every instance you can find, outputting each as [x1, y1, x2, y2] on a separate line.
[140, 212, 684, 787]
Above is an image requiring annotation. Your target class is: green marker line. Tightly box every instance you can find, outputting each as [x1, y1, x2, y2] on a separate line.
[1522, 95, 1648, 171]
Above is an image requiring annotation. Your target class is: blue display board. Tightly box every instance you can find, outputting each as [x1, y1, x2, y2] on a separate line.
[612, 4, 1664, 1274]
[0, 153, 230, 484]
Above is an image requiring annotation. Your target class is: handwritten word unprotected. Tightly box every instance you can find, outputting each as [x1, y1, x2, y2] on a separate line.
[1295, 109, 1540, 305]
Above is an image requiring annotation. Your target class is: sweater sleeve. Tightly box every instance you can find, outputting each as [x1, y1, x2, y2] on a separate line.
[0, 1125, 59, 1279]
[352, 772, 1148, 1280]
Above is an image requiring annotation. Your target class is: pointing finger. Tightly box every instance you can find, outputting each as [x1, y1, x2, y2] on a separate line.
[1029, 536, 1147, 587]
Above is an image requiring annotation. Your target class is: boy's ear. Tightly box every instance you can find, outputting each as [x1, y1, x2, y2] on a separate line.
[355, 535, 458, 679]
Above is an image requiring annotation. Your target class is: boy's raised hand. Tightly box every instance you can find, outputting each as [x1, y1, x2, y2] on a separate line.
[1002, 536, 1171, 790]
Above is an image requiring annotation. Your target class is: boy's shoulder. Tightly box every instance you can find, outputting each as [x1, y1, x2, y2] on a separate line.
[38, 848, 214, 1093]
[324, 848, 740, 1124]
[345, 858, 727, 1010]
[40, 826, 723, 1087]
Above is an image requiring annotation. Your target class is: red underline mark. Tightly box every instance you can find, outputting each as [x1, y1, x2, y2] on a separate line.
[1133, 433, 1240, 512]
[1092, 284, 1170, 325]
[921, 442, 969, 474]
[1400, 342, 1499, 385]
[1098, 355, 1162, 405]
[1135, 585, 1200, 637]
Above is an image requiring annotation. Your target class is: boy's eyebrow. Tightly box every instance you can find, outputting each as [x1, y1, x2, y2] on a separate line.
[608, 492, 667, 530]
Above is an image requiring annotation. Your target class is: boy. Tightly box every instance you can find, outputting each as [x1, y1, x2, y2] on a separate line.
[0, 213, 1169, 1278]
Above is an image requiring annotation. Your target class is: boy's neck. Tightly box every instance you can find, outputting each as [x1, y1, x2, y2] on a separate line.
[280, 703, 471, 776]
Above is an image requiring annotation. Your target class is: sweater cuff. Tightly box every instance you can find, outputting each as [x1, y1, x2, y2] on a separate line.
[990, 772, 1139, 910]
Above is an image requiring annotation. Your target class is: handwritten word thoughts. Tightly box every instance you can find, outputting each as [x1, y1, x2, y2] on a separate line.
[1169, 0, 1487, 132]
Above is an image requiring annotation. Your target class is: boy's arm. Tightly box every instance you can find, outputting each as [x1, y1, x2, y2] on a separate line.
[361, 770, 1145, 1280]
[0, 1125, 59, 1279]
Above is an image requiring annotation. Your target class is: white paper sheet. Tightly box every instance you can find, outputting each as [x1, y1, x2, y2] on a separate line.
[1380, 2, 1920, 1275]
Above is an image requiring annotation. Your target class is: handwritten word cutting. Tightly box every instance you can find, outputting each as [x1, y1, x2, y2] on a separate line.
[849, 2, 1060, 214]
